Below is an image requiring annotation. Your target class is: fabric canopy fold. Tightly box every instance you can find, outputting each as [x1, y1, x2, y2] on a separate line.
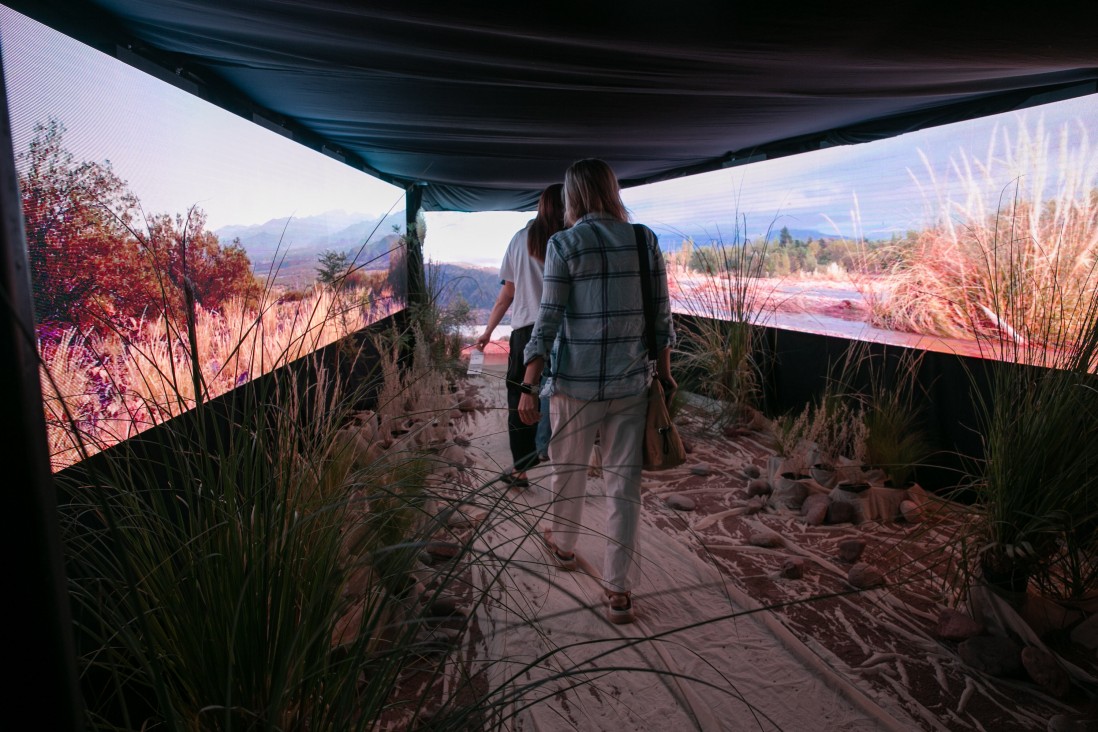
[9, 0, 1098, 211]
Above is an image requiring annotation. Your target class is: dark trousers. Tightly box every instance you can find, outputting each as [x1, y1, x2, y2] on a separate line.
[506, 325, 539, 471]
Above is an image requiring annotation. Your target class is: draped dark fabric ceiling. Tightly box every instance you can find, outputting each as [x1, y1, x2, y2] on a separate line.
[9, 0, 1098, 211]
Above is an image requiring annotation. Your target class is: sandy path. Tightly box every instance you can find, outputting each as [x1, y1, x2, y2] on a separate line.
[454, 365, 915, 731]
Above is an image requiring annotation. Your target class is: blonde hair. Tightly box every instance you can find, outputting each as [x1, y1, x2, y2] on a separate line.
[563, 159, 628, 227]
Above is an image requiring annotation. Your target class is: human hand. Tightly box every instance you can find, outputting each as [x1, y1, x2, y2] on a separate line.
[473, 331, 492, 350]
[518, 392, 540, 425]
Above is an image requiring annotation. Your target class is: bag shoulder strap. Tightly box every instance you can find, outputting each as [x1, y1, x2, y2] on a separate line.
[633, 224, 657, 362]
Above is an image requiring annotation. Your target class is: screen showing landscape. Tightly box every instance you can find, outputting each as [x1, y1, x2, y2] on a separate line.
[621, 92, 1098, 360]
[1, 7, 408, 471]
[5, 3, 1097, 472]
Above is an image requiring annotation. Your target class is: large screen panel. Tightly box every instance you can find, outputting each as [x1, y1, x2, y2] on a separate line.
[1, 6, 408, 471]
[622, 93, 1098, 363]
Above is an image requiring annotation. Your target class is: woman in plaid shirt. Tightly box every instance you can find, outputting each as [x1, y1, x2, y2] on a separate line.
[519, 158, 676, 624]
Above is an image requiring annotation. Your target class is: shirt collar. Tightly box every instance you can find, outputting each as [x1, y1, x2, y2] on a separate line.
[576, 212, 618, 225]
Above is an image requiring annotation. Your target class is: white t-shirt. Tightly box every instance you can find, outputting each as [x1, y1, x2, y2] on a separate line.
[499, 220, 545, 329]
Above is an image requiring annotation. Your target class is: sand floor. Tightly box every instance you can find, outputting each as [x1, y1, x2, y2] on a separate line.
[419, 352, 1095, 731]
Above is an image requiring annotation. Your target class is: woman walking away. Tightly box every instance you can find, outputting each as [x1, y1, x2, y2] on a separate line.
[518, 159, 675, 624]
[475, 184, 564, 487]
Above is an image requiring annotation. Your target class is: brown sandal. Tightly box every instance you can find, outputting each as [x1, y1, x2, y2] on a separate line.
[607, 591, 635, 624]
[542, 530, 577, 571]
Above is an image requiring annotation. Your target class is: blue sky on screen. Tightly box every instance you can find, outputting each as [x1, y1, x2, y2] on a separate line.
[624, 95, 1097, 245]
[2, 4, 1095, 269]
[0, 6, 405, 229]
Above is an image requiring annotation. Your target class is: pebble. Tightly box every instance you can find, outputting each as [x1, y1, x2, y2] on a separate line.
[772, 472, 809, 501]
[1048, 713, 1098, 731]
[1071, 613, 1097, 651]
[457, 396, 478, 412]
[416, 627, 461, 653]
[936, 608, 984, 642]
[421, 597, 468, 632]
[440, 444, 464, 465]
[447, 510, 476, 528]
[958, 635, 1023, 677]
[743, 497, 768, 515]
[1021, 646, 1071, 698]
[900, 499, 923, 523]
[746, 478, 772, 497]
[742, 464, 761, 479]
[423, 596, 463, 617]
[802, 495, 829, 526]
[847, 562, 885, 589]
[665, 494, 696, 511]
[838, 538, 866, 563]
[780, 557, 805, 579]
[748, 529, 784, 548]
[690, 462, 712, 476]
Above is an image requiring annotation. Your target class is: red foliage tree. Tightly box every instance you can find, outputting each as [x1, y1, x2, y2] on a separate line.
[19, 120, 261, 333]
[19, 119, 147, 330]
[137, 209, 261, 316]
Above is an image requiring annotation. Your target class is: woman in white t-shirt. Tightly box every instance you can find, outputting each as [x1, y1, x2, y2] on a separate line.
[474, 184, 564, 486]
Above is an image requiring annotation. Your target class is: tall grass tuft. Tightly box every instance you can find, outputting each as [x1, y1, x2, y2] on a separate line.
[858, 347, 933, 488]
[673, 219, 774, 425]
[772, 343, 868, 470]
[49, 208, 474, 729]
[961, 346, 1098, 599]
[877, 118, 1098, 345]
[933, 123, 1098, 598]
[60, 344, 444, 729]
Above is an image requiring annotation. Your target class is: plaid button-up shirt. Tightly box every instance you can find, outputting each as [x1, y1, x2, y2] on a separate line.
[523, 213, 675, 401]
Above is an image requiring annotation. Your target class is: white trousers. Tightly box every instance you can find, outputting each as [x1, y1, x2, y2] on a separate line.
[547, 391, 646, 593]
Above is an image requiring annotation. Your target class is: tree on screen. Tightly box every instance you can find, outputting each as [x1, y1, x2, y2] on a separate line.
[316, 249, 350, 287]
[138, 209, 260, 314]
[19, 119, 145, 329]
[18, 119, 260, 332]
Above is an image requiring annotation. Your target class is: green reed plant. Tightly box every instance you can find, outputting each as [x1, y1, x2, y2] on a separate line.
[858, 347, 933, 488]
[674, 221, 774, 426]
[46, 206, 484, 729]
[961, 360, 1098, 595]
[953, 198, 1098, 599]
[772, 342, 868, 470]
[58, 347, 447, 730]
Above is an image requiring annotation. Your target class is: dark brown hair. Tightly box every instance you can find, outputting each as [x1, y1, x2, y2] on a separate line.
[527, 183, 564, 262]
[563, 158, 628, 227]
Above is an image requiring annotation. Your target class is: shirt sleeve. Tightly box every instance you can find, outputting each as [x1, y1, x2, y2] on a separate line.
[523, 235, 569, 365]
[498, 227, 522, 284]
[649, 227, 676, 350]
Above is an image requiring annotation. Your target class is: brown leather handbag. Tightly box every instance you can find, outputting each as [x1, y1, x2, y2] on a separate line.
[634, 224, 686, 471]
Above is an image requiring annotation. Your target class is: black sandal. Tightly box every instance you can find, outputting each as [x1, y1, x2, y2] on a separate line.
[499, 472, 529, 488]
